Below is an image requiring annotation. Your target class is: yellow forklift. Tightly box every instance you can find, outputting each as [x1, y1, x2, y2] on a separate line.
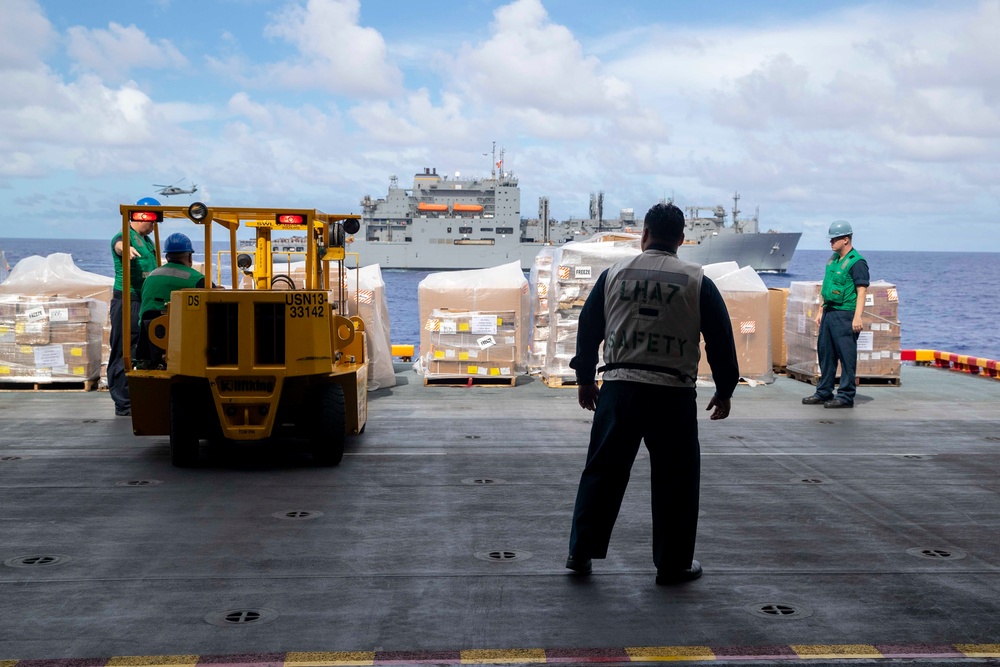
[120, 202, 367, 467]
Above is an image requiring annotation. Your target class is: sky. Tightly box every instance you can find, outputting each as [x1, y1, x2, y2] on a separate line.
[1, 0, 998, 251]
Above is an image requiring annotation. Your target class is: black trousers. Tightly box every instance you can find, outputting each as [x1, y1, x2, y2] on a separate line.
[108, 294, 140, 412]
[816, 309, 859, 404]
[568, 381, 701, 571]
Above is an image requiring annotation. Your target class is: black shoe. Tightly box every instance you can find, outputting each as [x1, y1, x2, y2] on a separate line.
[802, 394, 829, 405]
[115, 408, 131, 417]
[565, 555, 592, 575]
[656, 560, 702, 585]
[823, 398, 853, 409]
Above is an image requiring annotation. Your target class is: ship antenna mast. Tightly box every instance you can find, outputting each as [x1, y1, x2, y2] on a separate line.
[732, 191, 741, 228]
[491, 141, 497, 179]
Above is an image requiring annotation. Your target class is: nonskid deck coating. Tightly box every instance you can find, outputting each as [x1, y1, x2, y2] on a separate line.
[1, 364, 998, 665]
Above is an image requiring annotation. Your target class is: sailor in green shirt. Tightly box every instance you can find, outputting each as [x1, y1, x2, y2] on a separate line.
[109, 198, 160, 416]
[802, 220, 870, 408]
[135, 233, 206, 369]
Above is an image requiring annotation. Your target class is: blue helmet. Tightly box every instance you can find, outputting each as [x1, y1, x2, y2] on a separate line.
[164, 233, 194, 254]
[136, 197, 161, 206]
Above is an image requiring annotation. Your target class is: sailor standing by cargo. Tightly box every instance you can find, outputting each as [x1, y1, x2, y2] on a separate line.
[109, 197, 160, 416]
[802, 221, 869, 409]
[135, 233, 207, 369]
[565, 202, 739, 585]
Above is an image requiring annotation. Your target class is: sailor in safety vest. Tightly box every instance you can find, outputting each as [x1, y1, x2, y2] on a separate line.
[565, 202, 739, 585]
[135, 233, 207, 369]
[802, 220, 869, 408]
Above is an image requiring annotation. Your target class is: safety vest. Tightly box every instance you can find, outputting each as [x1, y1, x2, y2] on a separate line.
[821, 248, 865, 311]
[139, 263, 204, 320]
[600, 249, 703, 387]
[112, 228, 157, 294]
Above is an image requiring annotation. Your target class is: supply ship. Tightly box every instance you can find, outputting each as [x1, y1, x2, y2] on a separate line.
[348, 158, 801, 272]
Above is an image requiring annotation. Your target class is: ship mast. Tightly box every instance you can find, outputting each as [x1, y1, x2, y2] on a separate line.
[732, 191, 741, 230]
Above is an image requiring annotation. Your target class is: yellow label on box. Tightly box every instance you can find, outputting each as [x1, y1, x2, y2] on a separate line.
[15, 323, 25, 334]
[0, 366, 9, 375]
[20, 346, 32, 354]
[489, 368, 500, 376]
[71, 347, 83, 356]
[458, 352, 469, 360]
[0, 325, 9, 334]
[497, 317, 503, 325]
[434, 350, 445, 359]
[72, 366, 85, 375]
[458, 323, 470, 332]
[468, 365, 479, 374]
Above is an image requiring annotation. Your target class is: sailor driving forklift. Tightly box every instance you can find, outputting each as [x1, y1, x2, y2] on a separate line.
[135, 233, 207, 369]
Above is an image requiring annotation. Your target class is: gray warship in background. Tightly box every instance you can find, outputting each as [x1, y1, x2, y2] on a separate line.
[348, 159, 800, 272]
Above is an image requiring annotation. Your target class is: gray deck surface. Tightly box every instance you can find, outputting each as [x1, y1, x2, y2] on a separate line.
[1, 364, 999, 665]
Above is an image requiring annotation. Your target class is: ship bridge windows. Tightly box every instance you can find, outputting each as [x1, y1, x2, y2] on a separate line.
[459, 226, 473, 234]
[479, 227, 493, 232]
[496, 227, 514, 234]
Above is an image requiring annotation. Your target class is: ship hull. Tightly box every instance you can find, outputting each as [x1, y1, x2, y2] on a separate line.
[678, 232, 801, 273]
[349, 231, 800, 273]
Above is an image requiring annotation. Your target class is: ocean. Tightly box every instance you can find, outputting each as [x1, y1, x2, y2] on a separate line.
[1, 238, 997, 360]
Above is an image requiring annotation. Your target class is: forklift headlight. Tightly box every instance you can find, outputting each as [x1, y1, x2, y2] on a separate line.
[343, 218, 360, 235]
[236, 253, 253, 270]
[187, 202, 210, 223]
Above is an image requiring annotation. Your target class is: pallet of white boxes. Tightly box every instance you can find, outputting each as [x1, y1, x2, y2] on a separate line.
[784, 280, 901, 386]
[417, 262, 530, 386]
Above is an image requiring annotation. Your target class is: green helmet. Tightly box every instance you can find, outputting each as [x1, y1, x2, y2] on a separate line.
[828, 220, 853, 239]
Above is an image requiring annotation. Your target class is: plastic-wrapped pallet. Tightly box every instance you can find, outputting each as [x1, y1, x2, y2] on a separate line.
[417, 262, 530, 381]
[0, 254, 112, 385]
[785, 280, 901, 381]
[698, 263, 773, 384]
[542, 240, 640, 383]
[528, 247, 556, 374]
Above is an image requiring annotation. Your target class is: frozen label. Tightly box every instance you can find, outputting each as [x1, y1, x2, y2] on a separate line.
[26, 307, 46, 322]
[857, 331, 874, 352]
[445, 349, 456, 359]
[797, 315, 806, 334]
[440, 321, 457, 335]
[477, 335, 497, 350]
[48, 308, 69, 322]
[34, 344, 65, 367]
[470, 315, 498, 335]
[865, 294, 875, 307]
[574, 266, 592, 279]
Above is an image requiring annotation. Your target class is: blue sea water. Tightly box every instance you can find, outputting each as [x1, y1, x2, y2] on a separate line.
[2, 239, 998, 360]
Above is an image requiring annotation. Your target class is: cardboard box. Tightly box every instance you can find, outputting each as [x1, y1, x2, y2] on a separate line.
[769, 287, 789, 369]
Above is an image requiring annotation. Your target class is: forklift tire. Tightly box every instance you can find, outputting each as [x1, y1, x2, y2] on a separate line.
[311, 383, 346, 466]
[169, 383, 200, 468]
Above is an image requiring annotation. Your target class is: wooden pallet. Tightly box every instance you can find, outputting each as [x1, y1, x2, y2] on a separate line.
[543, 376, 606, 389]
[0, 378, 99, 392]
[786, 369, 901, 387]
[423, 375, 518, 387]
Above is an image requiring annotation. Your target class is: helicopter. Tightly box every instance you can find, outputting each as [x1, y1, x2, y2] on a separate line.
[153, 180, 198, 197]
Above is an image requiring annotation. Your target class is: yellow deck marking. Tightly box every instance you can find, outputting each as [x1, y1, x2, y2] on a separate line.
[460, 648, 546, 664]
[284, 651, 375, 666]
[107, 656, 199, 667]
[956, 644, 1000, 658]
[2, 661, 18, 667]
[626, 646, 715, 661]
[792, 645, 882, 659]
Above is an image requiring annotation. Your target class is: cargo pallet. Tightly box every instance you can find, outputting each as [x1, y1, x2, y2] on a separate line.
[542, 375, 606, 389]
[0, 378, 99, 392]
[786, 369, 901, 387]
[424, 375, 518, 387]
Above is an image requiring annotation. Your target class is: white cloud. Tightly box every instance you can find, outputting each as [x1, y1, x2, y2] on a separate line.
[0, 0, 55, 70]
[66, 22, 188, 82]
[262, 0, 402, 97]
